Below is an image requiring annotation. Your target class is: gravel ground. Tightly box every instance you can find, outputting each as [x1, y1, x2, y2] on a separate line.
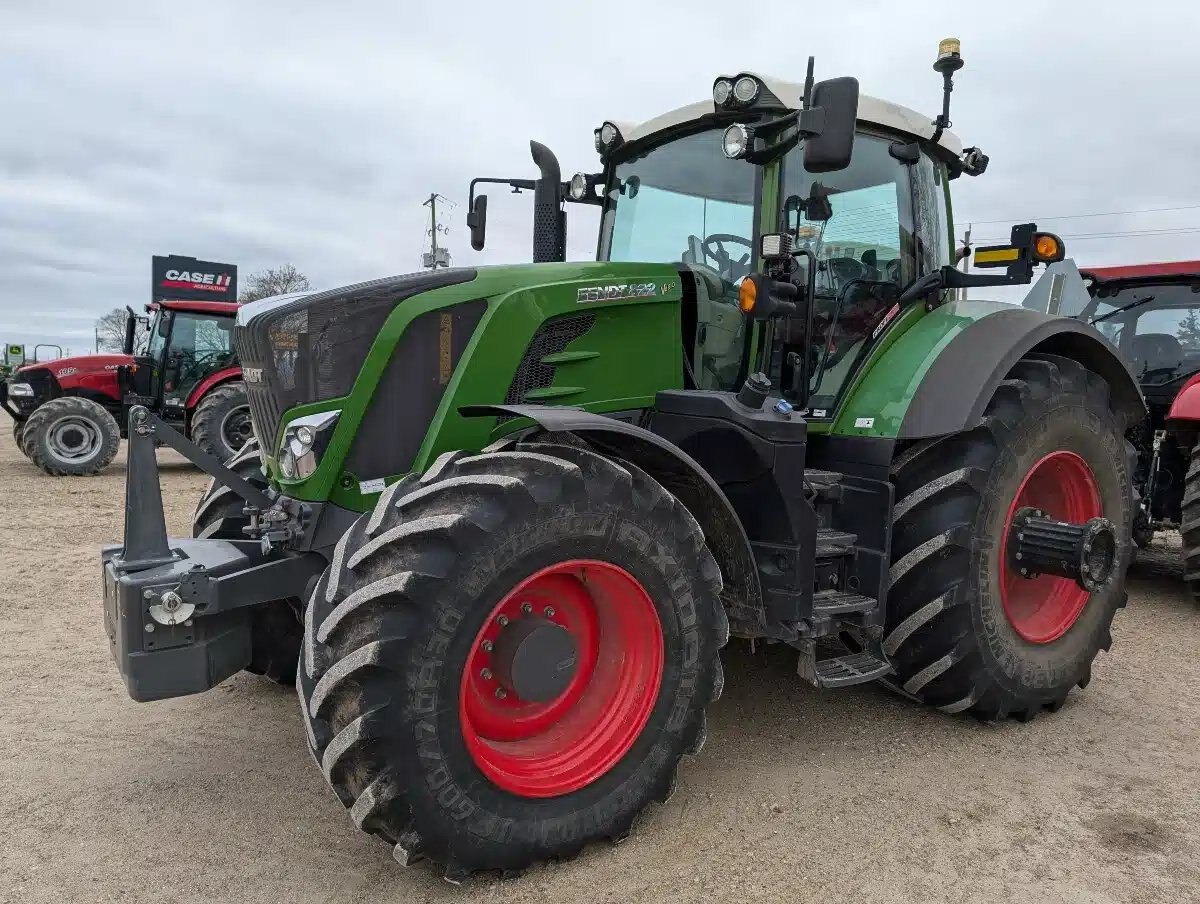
[1, 430, 1197, 904]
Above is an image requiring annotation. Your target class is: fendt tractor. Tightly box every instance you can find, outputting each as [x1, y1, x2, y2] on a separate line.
[100, 41, 1143, 881]
[2, 256, 251, 475]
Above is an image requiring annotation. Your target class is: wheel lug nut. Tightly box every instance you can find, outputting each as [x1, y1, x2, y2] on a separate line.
[482, 640, 494, 652]
[497, 615, 509, 627]
[544, 606, 555, 617]
[495, 687, 507, 699]
[521, 602, 532, 614]
[480, 668, 492, 680]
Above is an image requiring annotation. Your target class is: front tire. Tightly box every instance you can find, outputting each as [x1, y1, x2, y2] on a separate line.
[191, 439, 301, 685]
[298, 441, 727, 879]
[886, 354, 1133, 720]
[190, 381, 251, 463]
[22, 397, 120, 476]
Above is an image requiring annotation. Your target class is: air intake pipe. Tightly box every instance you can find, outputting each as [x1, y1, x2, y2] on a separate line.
[530, 140, 566, 263]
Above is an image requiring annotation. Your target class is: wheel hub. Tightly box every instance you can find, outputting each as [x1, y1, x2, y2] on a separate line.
[1008, 508, 1117, 591]
[459, 560, 664, 798]
[491, 614, 578, 702]
[1000, 450, 1107, 644]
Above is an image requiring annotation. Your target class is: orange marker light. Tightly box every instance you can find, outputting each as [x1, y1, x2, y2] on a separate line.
[738, 277, 757, 313]
[1034, 233, 1064, 263]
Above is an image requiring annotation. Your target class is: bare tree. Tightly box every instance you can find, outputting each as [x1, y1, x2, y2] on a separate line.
[239, 264, 311, 303]
[94, 308, 128, 352]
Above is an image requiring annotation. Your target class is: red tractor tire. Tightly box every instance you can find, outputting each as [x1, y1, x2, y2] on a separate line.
[22, 397, 121, 476]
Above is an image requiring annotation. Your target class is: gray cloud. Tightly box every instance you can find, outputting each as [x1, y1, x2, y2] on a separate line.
[3, 0, 1199, 352]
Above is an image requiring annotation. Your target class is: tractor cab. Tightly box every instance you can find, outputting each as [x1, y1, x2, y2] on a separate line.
[122, 300, 239, 425]
[468, 41, 1045, 425]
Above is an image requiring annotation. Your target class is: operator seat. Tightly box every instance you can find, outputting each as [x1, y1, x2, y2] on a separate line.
[1130, 333, 1184, 379]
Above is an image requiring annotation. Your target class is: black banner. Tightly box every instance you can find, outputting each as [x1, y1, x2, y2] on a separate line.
[152, 255, 237, 303]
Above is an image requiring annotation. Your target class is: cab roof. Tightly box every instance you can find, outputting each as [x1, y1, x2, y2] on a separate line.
[609, 72, 964, 157]
[1082, 261, 1200, 282]
[149, 299, 240, 316]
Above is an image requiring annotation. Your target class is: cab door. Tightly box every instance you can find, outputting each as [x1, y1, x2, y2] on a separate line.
[162, 312, 236, 415]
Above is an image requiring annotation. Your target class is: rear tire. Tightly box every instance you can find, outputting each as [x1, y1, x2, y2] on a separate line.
[1179, 442, 1200, 604]
[886, 354, 1133, 720]
[22, 397, 120, 476]
[191, 439, 301, 685]
[12, 420, 28, 457]
[190, 381, 251, 463]
[297, 441, 727, 879]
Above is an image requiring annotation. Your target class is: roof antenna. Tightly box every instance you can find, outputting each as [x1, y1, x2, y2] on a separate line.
[803, 56, 815, 108]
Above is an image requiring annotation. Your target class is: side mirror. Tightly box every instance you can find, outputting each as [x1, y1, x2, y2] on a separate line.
[467, 194, 488, 251]
[804, 77, 859, 173]
[123, 306, 137, 355]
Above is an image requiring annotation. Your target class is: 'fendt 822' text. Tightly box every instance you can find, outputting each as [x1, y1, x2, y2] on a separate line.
[99, 41, 1143, 881]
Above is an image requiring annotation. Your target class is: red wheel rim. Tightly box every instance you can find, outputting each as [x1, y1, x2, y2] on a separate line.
[1000, 451, 1103, 643]
[459, 560, 664, 798]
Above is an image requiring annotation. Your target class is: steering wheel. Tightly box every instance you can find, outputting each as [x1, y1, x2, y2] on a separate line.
[700, 233, 754, 281]
[822, 256, 868, 291]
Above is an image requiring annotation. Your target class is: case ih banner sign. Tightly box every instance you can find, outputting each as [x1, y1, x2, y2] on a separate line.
[152, 255, 237, 303]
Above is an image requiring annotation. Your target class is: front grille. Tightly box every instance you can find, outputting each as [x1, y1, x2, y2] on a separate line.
[234, 269, 477, 448]
[503, 313, 596, 404]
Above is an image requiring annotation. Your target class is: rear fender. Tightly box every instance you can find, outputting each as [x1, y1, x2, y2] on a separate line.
[186, 366, 241, 409]
[460, 404, 763, 630]
[1166, 372, 1200, 446]
[835, 301, 1145, 440]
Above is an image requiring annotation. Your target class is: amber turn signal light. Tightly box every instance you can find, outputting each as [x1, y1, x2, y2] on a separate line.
[1032, 232, 1065, 264]
[738, 277, 757, 313]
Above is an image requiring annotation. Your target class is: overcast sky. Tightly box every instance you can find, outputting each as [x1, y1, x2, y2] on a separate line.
[3, 0, 1199, 354]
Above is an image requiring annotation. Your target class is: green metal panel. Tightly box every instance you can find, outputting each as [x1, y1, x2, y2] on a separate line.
[829, 299, 1015, 438]
[269, 262, 683, 511]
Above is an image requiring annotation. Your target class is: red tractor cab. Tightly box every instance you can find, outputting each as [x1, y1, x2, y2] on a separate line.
[1078, 261, 1200, 586]
[1, 256, 249, 475]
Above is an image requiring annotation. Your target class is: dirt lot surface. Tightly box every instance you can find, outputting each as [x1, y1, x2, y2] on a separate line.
[1, 430, 1197, 904]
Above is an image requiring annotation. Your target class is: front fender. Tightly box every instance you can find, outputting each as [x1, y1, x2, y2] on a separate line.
[834, 300, 1145, 440]
[460, 403, 763, 630]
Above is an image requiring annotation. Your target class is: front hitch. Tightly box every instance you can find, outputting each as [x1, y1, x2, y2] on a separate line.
[102, 407, 323, 701]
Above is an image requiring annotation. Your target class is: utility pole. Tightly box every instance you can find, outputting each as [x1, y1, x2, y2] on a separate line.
[422, 193, 452, 269]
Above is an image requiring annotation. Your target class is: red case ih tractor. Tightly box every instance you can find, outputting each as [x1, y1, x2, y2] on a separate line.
[1, 256, 252, 475]
[1077, 260, 1200, 598]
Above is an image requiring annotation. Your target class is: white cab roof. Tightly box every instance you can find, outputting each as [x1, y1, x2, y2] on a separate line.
[615, 72, 963, 157]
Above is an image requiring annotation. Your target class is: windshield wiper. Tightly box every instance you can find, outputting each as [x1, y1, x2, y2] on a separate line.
[1091, 295, 1155, 324]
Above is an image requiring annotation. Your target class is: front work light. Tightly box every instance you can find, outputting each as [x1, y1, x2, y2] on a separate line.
[569, 172, 589, 201]
[722, 123, 754, 159]
[732, 75, 760, 105]
[713, 78, 733, 107]
[277, 409, 340, 481]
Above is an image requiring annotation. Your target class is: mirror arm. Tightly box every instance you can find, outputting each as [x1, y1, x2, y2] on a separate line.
[468, 177, 535, 207]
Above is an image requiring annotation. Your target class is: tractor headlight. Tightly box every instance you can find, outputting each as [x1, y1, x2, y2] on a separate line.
[8, 382, 33, 397]
[595, 121, 623, 156]
[277, 410, 340, 481]
[732, 75, 760, 105]
[569, 172, 589, 201]
[722, 123, 754, 159]
[713, 78, 733, 107]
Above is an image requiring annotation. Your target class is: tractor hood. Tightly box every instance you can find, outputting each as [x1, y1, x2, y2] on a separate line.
[16, 353, 133, 380]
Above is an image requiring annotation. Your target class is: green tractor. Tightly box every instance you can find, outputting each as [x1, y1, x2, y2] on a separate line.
[101, 40, 1143, 881]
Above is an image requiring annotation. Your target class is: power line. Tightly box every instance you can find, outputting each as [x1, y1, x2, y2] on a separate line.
[976, 227, 1200, 243]
[966, 203, 1200, 226]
